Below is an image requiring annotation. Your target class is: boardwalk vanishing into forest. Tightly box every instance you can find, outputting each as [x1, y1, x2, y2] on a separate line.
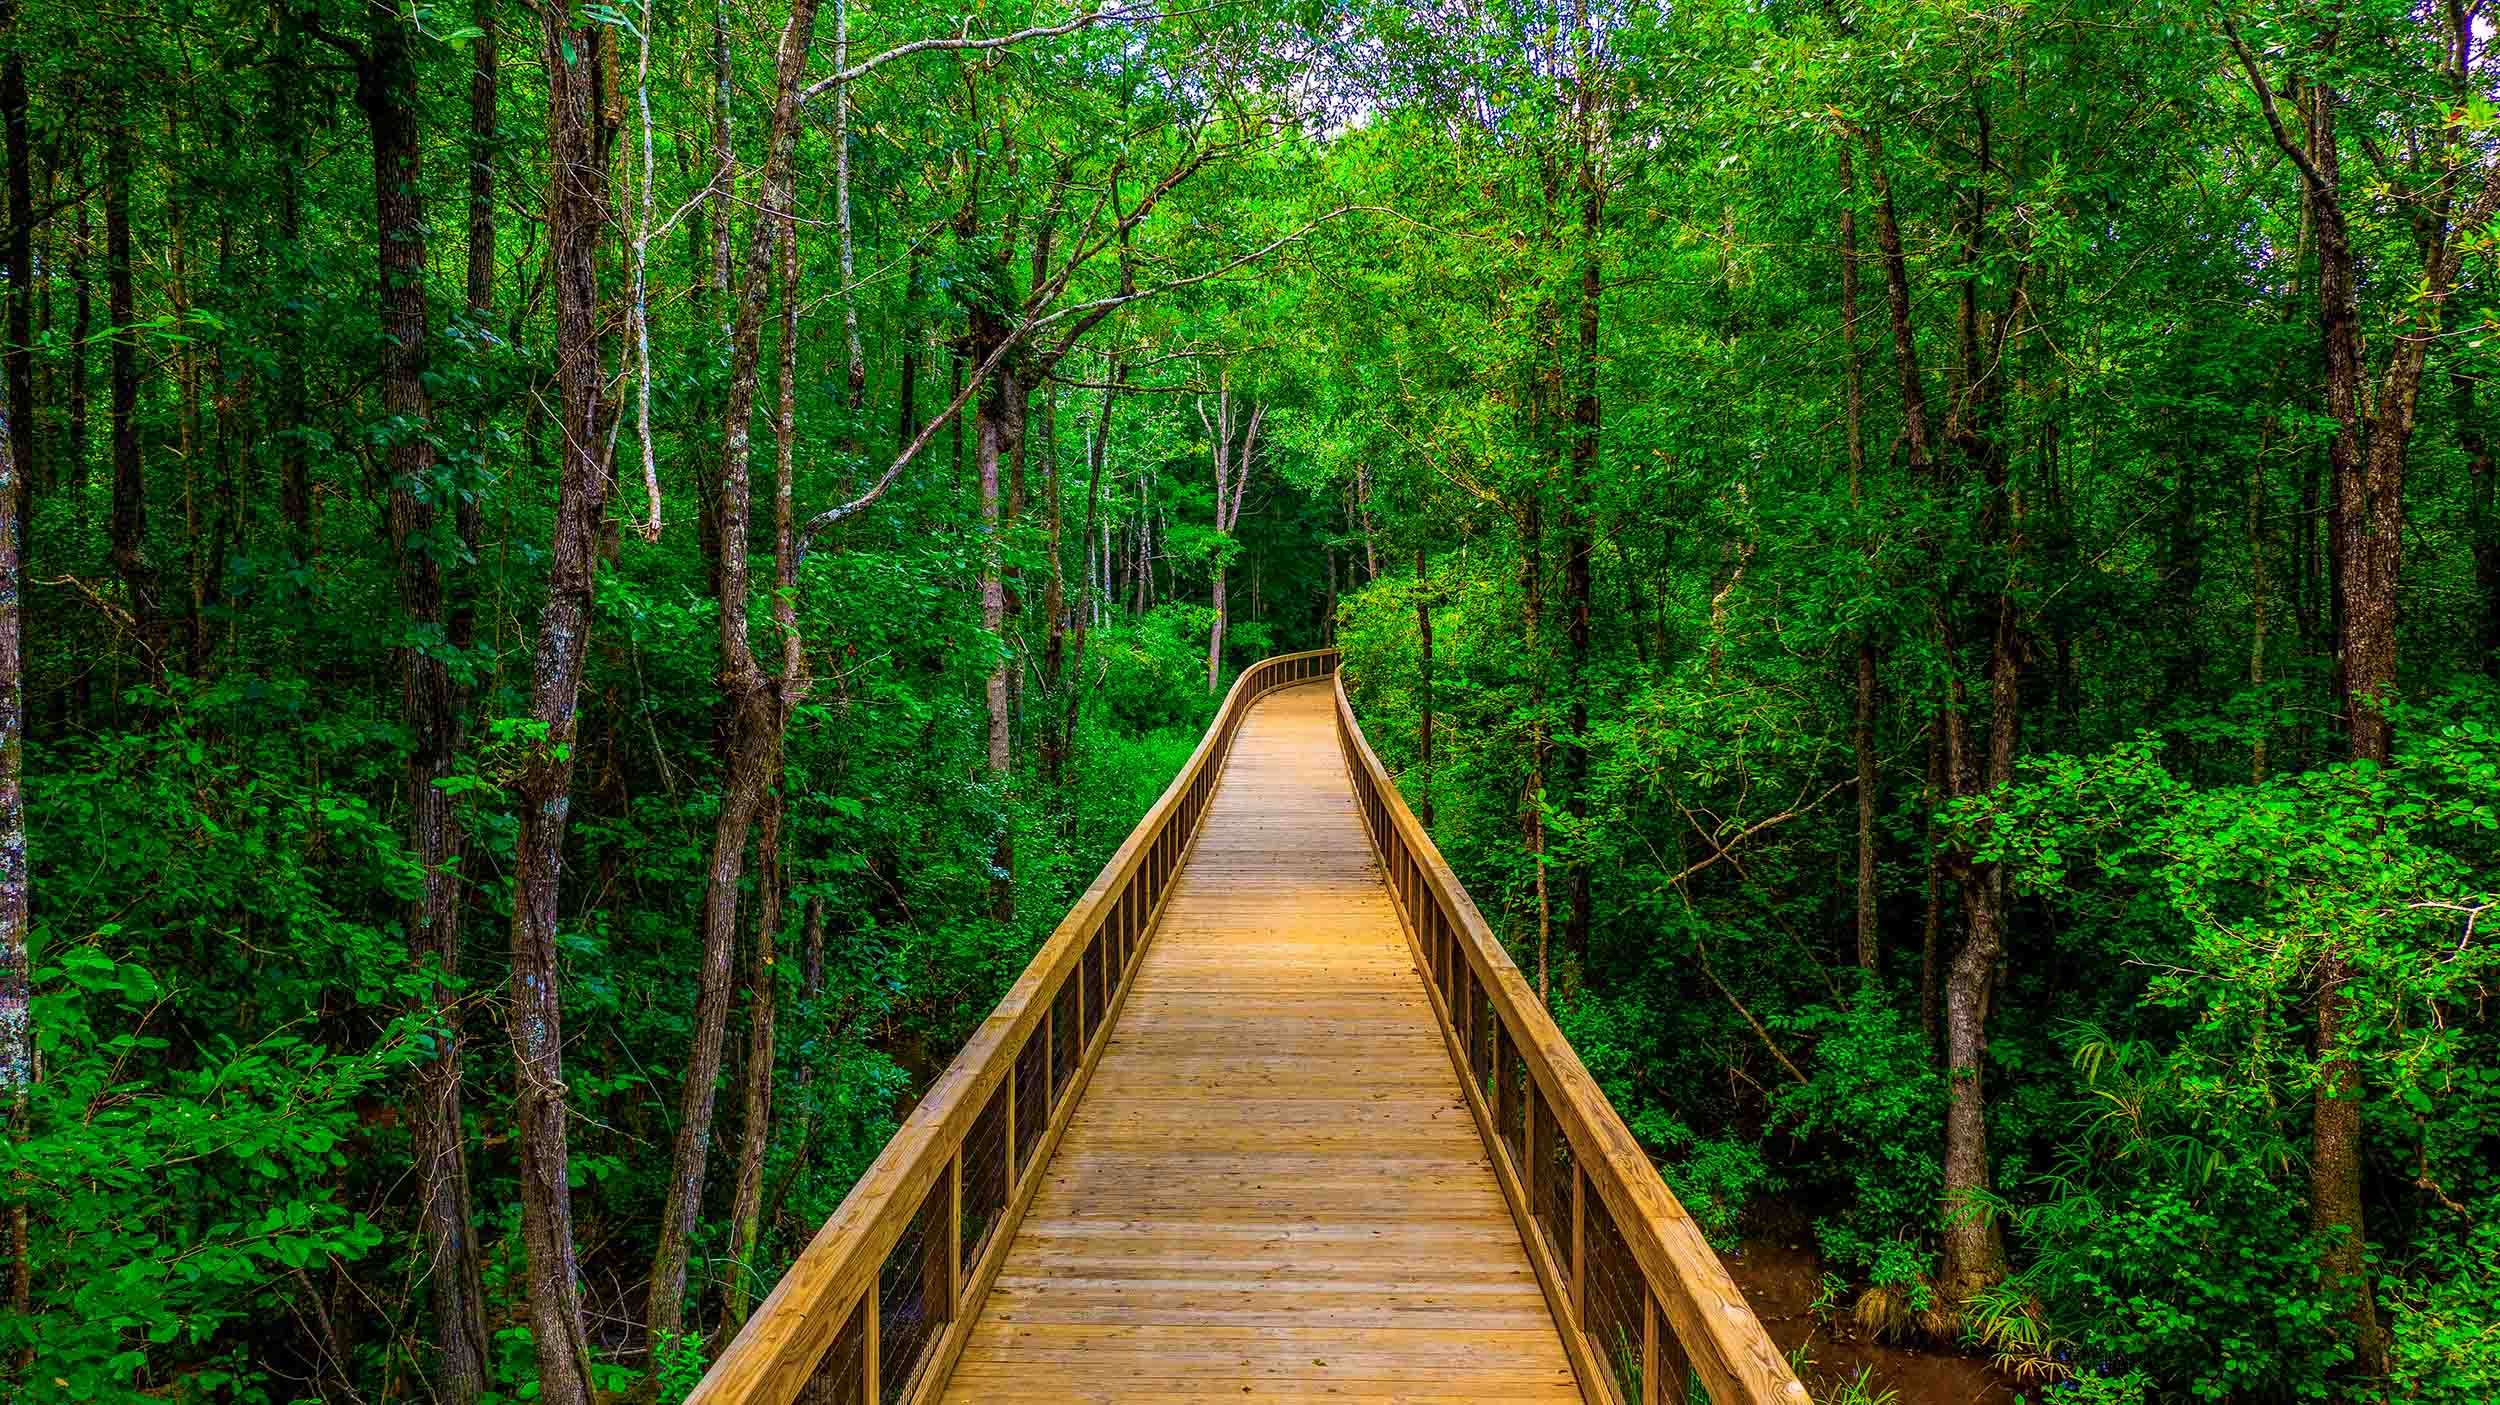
[692, 653, 1808, 1405]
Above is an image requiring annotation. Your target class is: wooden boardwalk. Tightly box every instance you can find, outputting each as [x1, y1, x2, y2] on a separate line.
[940, 682, 1580, 1403]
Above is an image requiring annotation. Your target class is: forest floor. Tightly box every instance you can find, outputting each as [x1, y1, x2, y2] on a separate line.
[1725, 1203, 2017, 1405]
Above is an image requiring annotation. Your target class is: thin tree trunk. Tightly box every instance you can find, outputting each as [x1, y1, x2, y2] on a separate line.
[833, 0, 863, 410]
[1563, 170, 1598, 971]
[272, 10, 311, 544]
[1061, 365, 1120, 777]
[1839, 141, 1880, 972]
[506, 16, 614, 1401]
[3, 26, 31, 525]
[2249, 446, 2270, 782]
[1861, 131, 1931, 476]
[66, 172, 88, 504]
[1416, 546, 1433, 828]
[720, 203, 808, 1342]
[2464, 373, 2500, 675]
[465, 0, 496, 320]
[358, 10, 488, 1393]
[1918, 723, 1942, 1048]
[0, 334, 29, 1339]
[1520, 496, 1550, 1000]
[648, 0, 821, 1360]
[105, 124, 157, 673]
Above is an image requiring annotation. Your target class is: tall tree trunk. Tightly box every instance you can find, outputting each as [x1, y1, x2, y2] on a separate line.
[1520, 494, 1551, 1000]
[970, 275, 1023, 919]
[271, 9, 312, 546]
[1058, 365, 1120, 777]
[0, 336, 29, 1341]
[1562, 173, 1597, 970]
[3, 21, 31, 526]
[1861, 131, 1931, 477]
[1200, 379, 1260, 692]
[506, 15, 616, 1401]
[1416, 546, 1433, 828]
[358, 10, 488, 1395]
[105, 124, 157, 674]
[1935, 106, 2022, 1307]
[833, 0, 863, 411]
[1938, 613, 2014, 1305]
[2297, 77, 2392, 1379]
[1839, 141, 1880, 973]
[646, 0, 821, 1360]
[66, 174, 88, 504]
[720, 200, 808, 1344]
[2464, 374, 2500, 675]
[465, 0, 497, 320]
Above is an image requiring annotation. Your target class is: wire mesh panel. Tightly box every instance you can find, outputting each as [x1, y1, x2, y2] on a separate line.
[1471, 985, 1497, 1094]
[792, 1293, 868, 1405]
[1531, 1091, 1575, 1277]
[961, 1080, 1012, 1276]
[1013, 1026, 1047, 1175]
[875, 1177, 949, 1405]
[1082, 931, 1107, 1050]
[1498, 1034, 1528, 1171]
[1584, 1189, 1647, 1403]
[1652, 1294, 1695, 1405]
[1051, 977, 1083, 1106]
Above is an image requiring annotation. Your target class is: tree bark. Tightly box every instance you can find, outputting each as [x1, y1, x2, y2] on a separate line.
[505, 15, 615, 1401]
[271, 9, 311, 544]
[0, 327, 30, 1339]
[105, 124, 157, 674]
[464, 0, 496, 321]
[1201, 377, 1261, 691]
[357, 9, 488, 1394]
[3, 25, 31, 524]
[1416, 545, 1433, 828]
[2294, 71, 2392, 1379]
[647, 0, 821, 1360]
[720, 204, 808, 1344]
[1839, 141, 1880, 972]
[1861, 131, 1931, 477]
[2464, 374, 2500, 676]
[65, 173, 88, 504]
[1562, 167, 1598, 969]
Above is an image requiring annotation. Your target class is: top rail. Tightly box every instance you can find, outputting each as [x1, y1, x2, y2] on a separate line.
[1331, 671, 1809, 1405]
[689, 649, 1343, 1405]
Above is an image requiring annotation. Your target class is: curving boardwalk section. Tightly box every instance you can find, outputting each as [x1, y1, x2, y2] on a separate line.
[941, 683, 1578, 1402]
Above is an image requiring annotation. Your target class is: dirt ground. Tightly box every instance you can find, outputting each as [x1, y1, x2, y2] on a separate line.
[1721, 1211, 2018, 1405]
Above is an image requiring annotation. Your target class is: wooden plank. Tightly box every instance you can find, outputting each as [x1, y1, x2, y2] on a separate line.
[939, 683, 1578, 1402]
[690, 651, 1335, 1405]
[1331, 681, 1810, 1405]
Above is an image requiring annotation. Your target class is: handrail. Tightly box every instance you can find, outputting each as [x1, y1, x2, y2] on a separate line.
[1332, 671, 1810, 1405]
[690, 648, 1344, 1405]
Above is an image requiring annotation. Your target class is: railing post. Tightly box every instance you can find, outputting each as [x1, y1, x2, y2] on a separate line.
[1643, 1291, 1660, 1405]
[945, 1151, 964, 1316]
[1522, 1083, 1541, 1228]
[1571, 1164, 1587, 1325]
[1002, 1052, 1018, 1189]
[862, 1287, 880, 1405]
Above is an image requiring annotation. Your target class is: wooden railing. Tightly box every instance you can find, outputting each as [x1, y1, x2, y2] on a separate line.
[688, 648, 1343, 1405]
[1332, 672, 1810, 1405]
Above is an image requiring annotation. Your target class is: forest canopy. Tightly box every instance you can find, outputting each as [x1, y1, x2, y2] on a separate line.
[0, 0, 2494, 1402]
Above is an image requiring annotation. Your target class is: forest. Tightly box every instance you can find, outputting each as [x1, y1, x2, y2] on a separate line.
[0, 0, 2495, 1400]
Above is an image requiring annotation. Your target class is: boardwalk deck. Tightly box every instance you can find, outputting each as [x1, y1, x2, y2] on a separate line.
[940, 682, 1579, 1403]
